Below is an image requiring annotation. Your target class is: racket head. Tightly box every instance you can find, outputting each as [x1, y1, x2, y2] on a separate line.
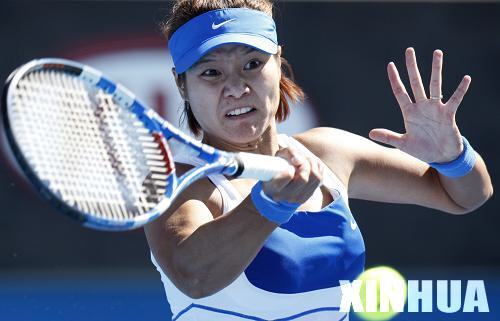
[2, 58, 178, 231]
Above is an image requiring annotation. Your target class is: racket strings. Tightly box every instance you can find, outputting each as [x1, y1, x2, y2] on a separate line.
[9, 69, 172, 220]
[93, 92, 170, 213]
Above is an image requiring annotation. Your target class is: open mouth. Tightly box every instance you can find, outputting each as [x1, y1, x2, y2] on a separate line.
[225, 107, 256, 117]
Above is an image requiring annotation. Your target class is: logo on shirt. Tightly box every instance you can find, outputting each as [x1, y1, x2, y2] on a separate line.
[212, 19, 236, 30]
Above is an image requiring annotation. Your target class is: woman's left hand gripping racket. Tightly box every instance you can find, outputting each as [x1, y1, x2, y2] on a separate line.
[2, 58, 295, 231]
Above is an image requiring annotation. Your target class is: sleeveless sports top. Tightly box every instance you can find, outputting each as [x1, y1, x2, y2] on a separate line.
[150, 134, 366, 321]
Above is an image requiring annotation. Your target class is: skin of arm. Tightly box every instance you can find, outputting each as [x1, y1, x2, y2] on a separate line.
[145, 135, 323, 299]
[145, 125, 493, 300]
[145, 163, 278, 299]
[297, 49, 493, 214]
[296, 127, 493, 214]
[145, 47, 493, 299]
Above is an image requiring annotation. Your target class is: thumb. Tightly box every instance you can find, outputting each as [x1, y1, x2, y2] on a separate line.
[369, 128, 404, 148]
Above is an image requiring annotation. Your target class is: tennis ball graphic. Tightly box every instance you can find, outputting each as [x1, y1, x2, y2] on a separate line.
[355, 266, 407, 321]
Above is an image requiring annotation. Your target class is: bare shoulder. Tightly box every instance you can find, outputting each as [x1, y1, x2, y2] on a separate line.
[293, 127, 367, 153]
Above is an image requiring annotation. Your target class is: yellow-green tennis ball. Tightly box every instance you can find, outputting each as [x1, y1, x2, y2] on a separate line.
[355, 266, 407, 321]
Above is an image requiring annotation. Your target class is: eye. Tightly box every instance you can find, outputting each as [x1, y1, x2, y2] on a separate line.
[244, 59, 262, 70]
[200, 69, 220, 77]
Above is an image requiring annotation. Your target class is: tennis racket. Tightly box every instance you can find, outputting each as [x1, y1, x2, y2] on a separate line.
[2, 58, 295, 231]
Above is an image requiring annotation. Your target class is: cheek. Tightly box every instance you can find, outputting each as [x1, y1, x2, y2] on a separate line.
[189, 88, 211, 107]
[260, 67, 281, 111]
[185, 87, 219, 128]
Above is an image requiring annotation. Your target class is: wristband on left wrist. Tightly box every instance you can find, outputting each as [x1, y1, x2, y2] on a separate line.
[428, 136, 477, 178]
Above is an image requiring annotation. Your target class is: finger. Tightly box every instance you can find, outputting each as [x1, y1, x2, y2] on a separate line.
[429, 49, 443, 101]
[275, 147, 297, 166]
[283, 157, 320, 202]
[294, 155, 311, 183]
[446, 75, 471, 113]
[388, 62, 413, 110]
[263, 168, 295, 197]
[277, 147, 310, 181]
[266, 147, 296, 188]
[279, 146, 308, 169]
[309, 158, 324, 184]
[369, 128, 404, 149]
[300, 157, 322, 190]
[405, 47, 427, 102]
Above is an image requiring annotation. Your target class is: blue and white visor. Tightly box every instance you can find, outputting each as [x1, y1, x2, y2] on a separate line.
[168, 8, 278, 74]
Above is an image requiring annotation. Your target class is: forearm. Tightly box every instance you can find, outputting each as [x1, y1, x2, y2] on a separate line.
[437, 152, 493, 213]
[171, 196, 276, 298]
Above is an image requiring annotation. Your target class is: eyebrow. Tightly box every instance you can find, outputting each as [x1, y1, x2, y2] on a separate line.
[195, 46, 257, 66]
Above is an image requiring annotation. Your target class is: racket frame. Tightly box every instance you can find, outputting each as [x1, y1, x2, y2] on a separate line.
[2, 58, 240, 230]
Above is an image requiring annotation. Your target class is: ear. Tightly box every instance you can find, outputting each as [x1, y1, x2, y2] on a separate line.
[276, 45, 282, 74]
[277, 45, 282, 57]
[274, 46, 282, 71]
[172, 67, 188, 101]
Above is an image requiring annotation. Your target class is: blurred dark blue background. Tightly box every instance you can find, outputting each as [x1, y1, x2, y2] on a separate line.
[0, 1, 498, 320]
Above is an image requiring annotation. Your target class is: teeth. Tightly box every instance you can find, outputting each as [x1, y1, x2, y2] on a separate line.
[226, 107, 253, 116]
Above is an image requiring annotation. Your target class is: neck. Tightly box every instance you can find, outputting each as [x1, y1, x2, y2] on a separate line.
[202, 124, 280, 156]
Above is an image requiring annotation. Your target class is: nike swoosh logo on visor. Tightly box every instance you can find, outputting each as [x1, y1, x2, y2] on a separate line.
[212, 19, 236, 30]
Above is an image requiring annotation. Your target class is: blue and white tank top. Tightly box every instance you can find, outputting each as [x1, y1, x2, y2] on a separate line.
[150, 134, 365, 321]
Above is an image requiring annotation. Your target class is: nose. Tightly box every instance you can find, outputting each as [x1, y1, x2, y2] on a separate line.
[223, 74, 250, 99]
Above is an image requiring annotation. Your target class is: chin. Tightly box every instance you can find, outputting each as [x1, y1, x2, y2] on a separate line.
[227, 132, 260, 144]
[222, 126, 265, 145]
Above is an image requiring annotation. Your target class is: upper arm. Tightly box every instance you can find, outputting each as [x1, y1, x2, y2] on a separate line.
[296, 127, 467, 214]
[144, 163, 222, 281]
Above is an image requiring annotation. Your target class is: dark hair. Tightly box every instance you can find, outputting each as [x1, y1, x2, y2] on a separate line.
[162, 0, 305, 136]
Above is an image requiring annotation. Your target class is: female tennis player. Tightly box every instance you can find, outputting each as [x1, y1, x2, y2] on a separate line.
[145, 1, 493, 320]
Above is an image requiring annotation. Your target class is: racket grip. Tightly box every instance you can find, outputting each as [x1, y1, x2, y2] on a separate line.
[234, 152, 295, 181]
